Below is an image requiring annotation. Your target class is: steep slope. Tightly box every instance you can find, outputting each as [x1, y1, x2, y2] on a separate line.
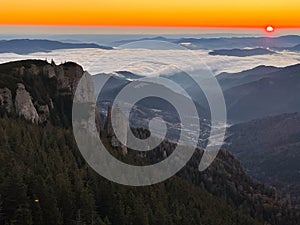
[224, 113, 300, 207]
[220, 64, 300, 123]
[0, 60, 299, 225]
[160, 64, 300, 124]
[216, 65, 281, 91]
[0, 118, 266, 225]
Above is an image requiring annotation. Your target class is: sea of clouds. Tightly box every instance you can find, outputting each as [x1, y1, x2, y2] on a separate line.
[0, 47, 299, 76]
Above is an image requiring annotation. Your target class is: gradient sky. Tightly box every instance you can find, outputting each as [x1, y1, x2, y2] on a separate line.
[1, 0, 300, 28]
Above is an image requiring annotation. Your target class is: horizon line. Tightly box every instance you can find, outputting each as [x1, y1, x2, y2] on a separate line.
[0, 25, 300, 35]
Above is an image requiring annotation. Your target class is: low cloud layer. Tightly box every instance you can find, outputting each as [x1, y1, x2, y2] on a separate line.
[0, 48, 299, 76]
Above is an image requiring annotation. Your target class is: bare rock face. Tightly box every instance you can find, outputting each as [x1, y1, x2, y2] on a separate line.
[55, 63, 84, 95]
[112, 105, 128, 155]
[73, 72, 101, 133]
[49, 98, 54, 109]
[73, 72, 95, 103]
[104, 106, 113, 137]
[1, 61, 86, 125]
[0, 88, 13, 113]
[15, 83, 39, 123]
[38, 105, 50, 123]
[28, 64, 40, 75]
[18, 66, 25, 76]
[105, 105, 128, 155]
[43, 65, 56, 78]
[14, 62, 84, 97]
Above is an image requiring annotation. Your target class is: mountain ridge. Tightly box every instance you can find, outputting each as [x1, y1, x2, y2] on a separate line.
[209, 48, 276, 57]
[0, 39, 113, 54]
[224, 113, 300, 207]
[113, 35, 300, 50]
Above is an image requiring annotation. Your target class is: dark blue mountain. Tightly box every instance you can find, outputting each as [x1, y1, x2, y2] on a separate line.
[0, 39, 113, 54]
[209, 48, 276, 57]
[113, 35, 300, 50]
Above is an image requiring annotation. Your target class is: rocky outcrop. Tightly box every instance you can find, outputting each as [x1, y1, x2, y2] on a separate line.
[18, 66, 25, 76]
[28, 64, 40, 75]
[112, 105, 128, 155]
[0, 88, 13, 113]
[15, 83, 39, 123]
[54, 63, 84, 96]
[38, 105, 50, 123]
[43, 65, 56, 78]
[14, 61, 84, 96]
[0, 60, 86, 125]
[104, 105, 128, 155]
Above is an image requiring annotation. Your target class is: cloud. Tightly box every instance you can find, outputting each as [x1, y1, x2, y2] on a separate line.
[0, 48, 299, 76]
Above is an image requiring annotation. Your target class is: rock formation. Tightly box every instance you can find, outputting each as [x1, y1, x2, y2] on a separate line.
[28, 64, 40, 75]
[104, 105, 128, 155]
[15, 83, 39, 124]
[38, 105, 50, 123]
[0, 88, 13, 113]
[43, 65, 56, 78]
[111, 105, 128, 155]
[0, 60, 86, 125]
[54, 62, 84, 96]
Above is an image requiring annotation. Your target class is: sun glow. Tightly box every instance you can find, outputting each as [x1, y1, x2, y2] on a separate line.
[266, 26, 275, 32]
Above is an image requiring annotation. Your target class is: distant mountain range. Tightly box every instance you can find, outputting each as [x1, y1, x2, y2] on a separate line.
[287, 44, 300, 52]
[1, 36, 299, 55]
[209, 48, 276, 57]
[156, 63, 300, 124]
[113, 35, 300, 51]
[92, 63, 300, 125]
[0, 39, 113, 54]
[216, 65, 282, 90]
[219, 64, 300, 123]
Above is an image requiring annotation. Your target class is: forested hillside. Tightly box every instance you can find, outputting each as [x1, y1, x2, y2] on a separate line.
[0, 60, 299, 225]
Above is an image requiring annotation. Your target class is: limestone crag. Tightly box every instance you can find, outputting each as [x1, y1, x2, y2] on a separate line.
[38, 105, 50, 123]
[0, 88, 13, 113]
[104, 105, 128, 155]
[15, 61, 84, 96]
[28, 64, 40, 75]
[0, 60, 86, 125]
[43, 65, 56, 78]
[15, 83, 39, 124]
[55, 63, 84, 95]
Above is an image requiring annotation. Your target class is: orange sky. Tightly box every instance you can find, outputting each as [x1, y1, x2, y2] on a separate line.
[1, 0, 300, 28]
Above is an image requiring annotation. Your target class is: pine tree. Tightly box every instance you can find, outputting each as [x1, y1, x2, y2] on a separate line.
[0, 194, 4, 225]
[13, 203, 33, 225]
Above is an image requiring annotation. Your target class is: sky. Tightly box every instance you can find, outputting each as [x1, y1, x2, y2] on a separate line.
[1, 0, 300, 29]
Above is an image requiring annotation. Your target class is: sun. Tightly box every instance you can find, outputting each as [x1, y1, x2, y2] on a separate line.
[266, 26, 275, 33]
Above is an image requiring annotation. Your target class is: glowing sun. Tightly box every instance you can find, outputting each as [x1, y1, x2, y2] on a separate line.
[266, 26, 275, 32]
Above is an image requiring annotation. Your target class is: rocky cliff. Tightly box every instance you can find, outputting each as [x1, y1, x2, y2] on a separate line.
[103, 105, 128, 155]
[14, 83, 39, 123]
[0, 59, 85, 125]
